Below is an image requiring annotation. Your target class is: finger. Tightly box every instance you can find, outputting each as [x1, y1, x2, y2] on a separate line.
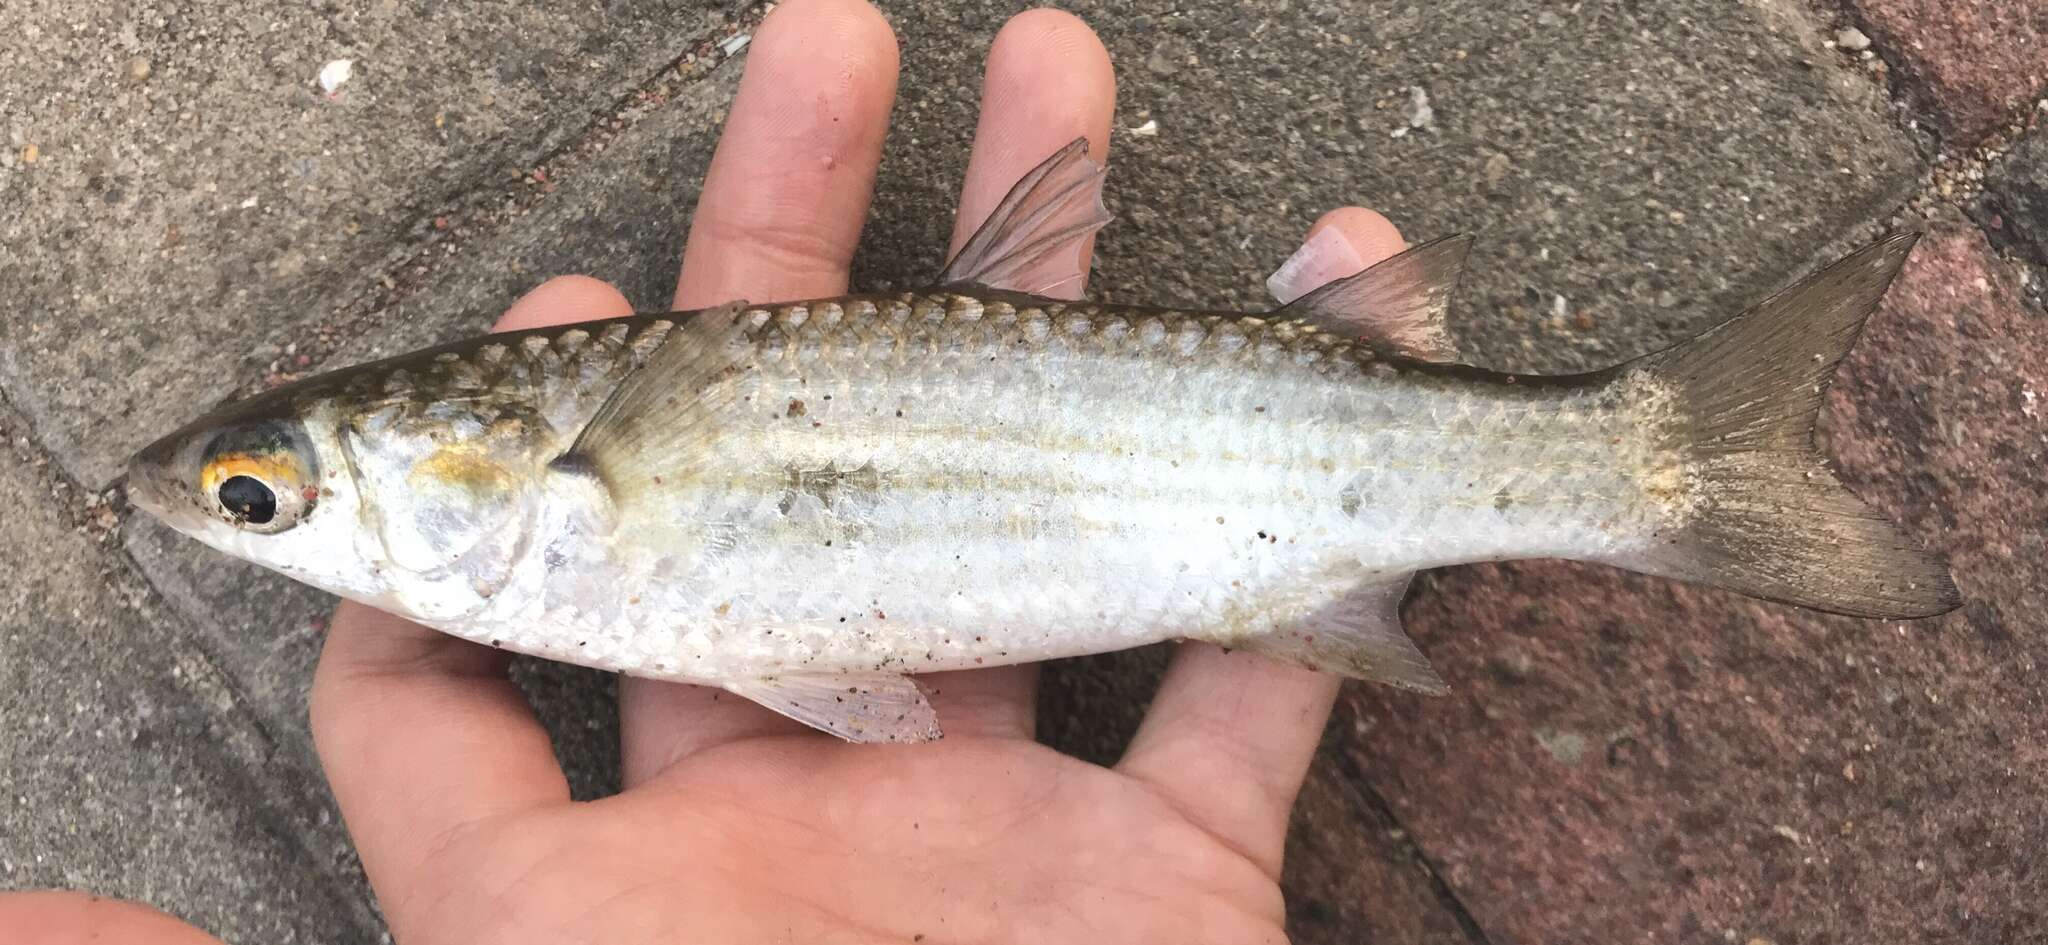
[310, 276, 630, 901]
[624, 0, 902, 783]
[1118, 209, 1405, 878]
[496, 273, 639, 330]
[672, 0, 899, 310]
[0, 891, 225, 945]
[621, 681, 807, 789]
[312, 602, 569, 909]
[915, 8, 1116, 740]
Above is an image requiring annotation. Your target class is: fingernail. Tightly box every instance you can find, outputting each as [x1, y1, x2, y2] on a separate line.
[1265, 224, 1367, 305]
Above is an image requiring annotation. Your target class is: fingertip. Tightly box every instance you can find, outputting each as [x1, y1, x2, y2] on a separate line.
[987, 9, 1117, 142]
[675, 0, 900, 307]
[493, 274, 634, 332]
[743, 0, 900, 150]
[755, 0, 900, 78]
[978, 8, 1116, 162]
[0, 891, 224, 945]
[1267, 207, 1407, 305]
[1307, 206, 1406, 266]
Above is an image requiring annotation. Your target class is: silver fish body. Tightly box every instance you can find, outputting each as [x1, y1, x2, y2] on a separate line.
[128, 142, 1958, 741]
[333, 294, 1669, 682]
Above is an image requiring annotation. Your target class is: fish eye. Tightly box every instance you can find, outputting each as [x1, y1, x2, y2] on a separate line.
[197, 424, 318, 533]
[217, 475, 277, 524]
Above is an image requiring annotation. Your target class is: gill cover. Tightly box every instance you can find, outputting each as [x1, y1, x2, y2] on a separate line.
[343, 403, 545, 587]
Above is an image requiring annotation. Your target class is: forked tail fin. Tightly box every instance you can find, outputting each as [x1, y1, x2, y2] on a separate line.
[1628, 233, 1960, 618]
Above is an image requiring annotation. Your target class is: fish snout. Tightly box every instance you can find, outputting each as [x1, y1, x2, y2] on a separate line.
[123, 438, 186, 521]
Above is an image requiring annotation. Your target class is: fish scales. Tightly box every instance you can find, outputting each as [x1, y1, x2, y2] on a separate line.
[328, 292, 1674, 681]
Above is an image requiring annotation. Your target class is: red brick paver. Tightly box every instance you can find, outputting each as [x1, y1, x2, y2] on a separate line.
[1850, 0, 2048, 144]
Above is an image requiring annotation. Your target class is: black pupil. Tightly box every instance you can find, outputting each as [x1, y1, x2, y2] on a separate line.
[218, 475, 278, 524]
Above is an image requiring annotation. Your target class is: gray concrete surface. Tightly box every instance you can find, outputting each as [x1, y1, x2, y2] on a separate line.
[863, 0, 1923, 374]
[1, 0, 2040, 942]
[0, 0, 741, 487]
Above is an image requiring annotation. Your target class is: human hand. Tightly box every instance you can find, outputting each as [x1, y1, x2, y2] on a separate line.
[3, 2, 1410, 941]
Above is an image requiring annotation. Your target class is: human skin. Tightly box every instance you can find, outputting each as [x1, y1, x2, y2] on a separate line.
[1, 3, 1413, 941]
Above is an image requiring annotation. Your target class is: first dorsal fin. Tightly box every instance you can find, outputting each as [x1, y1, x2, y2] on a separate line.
[555, 300, 752, 503]
[1275, 234, 1472, 362]
[938, 137, 1112, 297]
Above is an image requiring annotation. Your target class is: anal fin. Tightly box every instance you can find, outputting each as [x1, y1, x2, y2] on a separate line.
[1237, 575, 1446, 694]
[726, 672, 944, 743]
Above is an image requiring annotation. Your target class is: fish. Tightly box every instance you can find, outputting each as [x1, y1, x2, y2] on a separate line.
[127, 139, 1960, 742]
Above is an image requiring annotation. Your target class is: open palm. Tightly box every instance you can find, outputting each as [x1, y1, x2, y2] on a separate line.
[366, 733, 1298, 942]
[9, 3, 1416, 942]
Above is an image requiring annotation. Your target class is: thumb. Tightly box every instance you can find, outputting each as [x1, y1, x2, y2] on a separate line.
[0, 890, 226, 945]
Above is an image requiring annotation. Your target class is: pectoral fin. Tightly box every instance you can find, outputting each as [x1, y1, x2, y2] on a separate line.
[726, 672, 944, 743]
[938, 137, 1112, 296]
[553, 301, 751, 504]
[1237, 575, 1446, 694]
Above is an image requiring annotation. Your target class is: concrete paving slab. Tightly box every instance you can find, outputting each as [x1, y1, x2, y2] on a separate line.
[322, 40, 747, 365]
[860, 0, 1923, 375]
[0, 411, 378, 943]
[121, 518, 335, 760]
[104, 0, 1933, 457]
[1334, 225, 2048, 943]
[1847, 0, 2047, 144]
[1282, 713, 1485, 945]
[0, 0, 741, 488]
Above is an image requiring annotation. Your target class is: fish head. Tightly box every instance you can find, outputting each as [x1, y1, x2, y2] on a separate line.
[129, 377, 570, 623]
[126, 389, 399, 604]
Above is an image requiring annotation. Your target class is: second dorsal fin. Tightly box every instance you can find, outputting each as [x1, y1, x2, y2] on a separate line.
[938, 137, 1112, 297]
[1276, 234, 1473, 362]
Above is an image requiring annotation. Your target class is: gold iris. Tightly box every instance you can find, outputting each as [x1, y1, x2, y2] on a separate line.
[198, 445, 314, 530]
[199, 450, 308, 501]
